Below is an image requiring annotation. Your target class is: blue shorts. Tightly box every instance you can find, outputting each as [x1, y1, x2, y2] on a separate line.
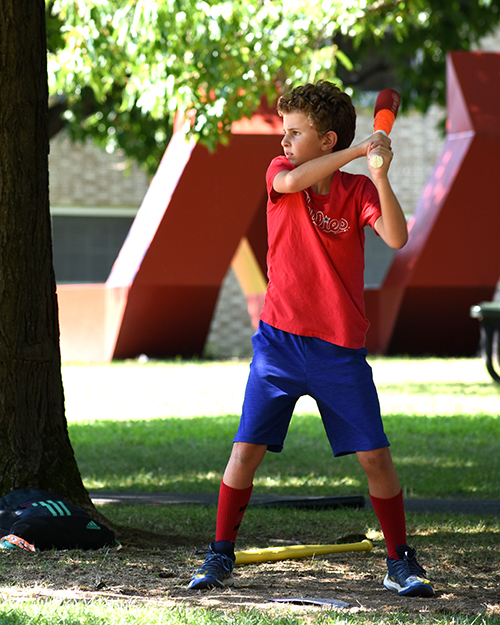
[234, 322, 389, 457]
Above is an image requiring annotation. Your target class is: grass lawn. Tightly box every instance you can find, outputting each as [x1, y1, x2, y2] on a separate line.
[64, 357, 499, 500]
[0, 357, 498, 624]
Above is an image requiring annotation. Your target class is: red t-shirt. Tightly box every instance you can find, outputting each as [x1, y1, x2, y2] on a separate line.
[260, 155, 382, 349]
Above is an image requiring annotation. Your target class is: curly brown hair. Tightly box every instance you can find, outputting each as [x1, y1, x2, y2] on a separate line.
[277, 81, 356, 152]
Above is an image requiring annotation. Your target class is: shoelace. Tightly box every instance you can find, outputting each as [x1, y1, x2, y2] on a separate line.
[195, 548, 234, 574]
[395, 549, 426, 579]
[406, 554, 426, 577]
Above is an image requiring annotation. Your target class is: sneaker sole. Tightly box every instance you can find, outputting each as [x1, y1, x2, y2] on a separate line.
[188, 575, 234, 590]
[384, 575, 435, 598]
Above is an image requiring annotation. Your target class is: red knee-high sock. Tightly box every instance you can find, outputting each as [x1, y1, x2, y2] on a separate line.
[215, 480, 253, 543]
[370, 490, 407, 560]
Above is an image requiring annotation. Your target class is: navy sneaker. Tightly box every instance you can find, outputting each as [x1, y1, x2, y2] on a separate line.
[188, 543, 235, 590]
[384, 545, 435, 597]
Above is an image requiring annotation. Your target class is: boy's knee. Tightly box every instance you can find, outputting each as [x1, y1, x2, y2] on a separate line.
[357, 447, 394, 472]
[224, 443, 267, 489]
[230, 442, 267, 468]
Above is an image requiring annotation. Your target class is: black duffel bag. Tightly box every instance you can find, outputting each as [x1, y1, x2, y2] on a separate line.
[0, 488, 116, 551]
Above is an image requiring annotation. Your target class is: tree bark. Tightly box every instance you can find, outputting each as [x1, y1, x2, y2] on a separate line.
[0, 1, 99, 518]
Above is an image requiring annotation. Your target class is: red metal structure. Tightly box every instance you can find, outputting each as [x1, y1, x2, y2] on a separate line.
[57, 52, 500, 361]
[365, 51, 500, 355]
[56, 106, 277, 363]
[100, 106, 277, 359]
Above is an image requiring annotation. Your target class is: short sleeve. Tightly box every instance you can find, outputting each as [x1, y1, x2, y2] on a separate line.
[266, 156, 294, 204]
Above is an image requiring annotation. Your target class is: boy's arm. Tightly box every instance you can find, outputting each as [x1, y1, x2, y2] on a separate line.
[368, 144, 408, 250]
[273, 133, 386, 194]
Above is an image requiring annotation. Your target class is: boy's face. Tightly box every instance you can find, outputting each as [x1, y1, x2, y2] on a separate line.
[281, 111, 334, 166]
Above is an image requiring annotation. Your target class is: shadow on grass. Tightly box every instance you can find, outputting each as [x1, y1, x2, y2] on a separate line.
[69, 412, 500, 500]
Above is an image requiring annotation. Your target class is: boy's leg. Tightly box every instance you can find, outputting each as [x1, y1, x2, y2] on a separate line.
[357, 447, 434, 597]
[357, 447, 405, 558]
[189, 322, 302, 590]
[215, 442, 267, 543]
[188, 442, 266, 590]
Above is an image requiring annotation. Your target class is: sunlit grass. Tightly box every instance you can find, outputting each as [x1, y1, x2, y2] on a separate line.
[256, 474, 362, 490]
[1, 599, 498, 625]
[0, 600, 325, 625]
[64, 357, 500, 499]
[62, 357, 498, 422]
[62, 360, 253, 421]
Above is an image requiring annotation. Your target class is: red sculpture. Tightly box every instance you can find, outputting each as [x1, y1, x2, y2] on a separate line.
[365, 51, 500, 355]
[57, 52, 500, 361]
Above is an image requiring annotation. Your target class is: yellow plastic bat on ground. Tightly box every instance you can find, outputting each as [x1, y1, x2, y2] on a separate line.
[234, 539, 372, 565]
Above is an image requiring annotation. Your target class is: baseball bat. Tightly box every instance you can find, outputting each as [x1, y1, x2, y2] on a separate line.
[369, 88, 400, 168]
[234, 538, 372, 565]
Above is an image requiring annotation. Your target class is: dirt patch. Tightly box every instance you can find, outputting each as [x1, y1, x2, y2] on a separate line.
[0, 528, 498, 620]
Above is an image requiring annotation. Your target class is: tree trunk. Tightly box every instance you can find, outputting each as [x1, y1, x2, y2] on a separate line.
[0, 1, 99, 518]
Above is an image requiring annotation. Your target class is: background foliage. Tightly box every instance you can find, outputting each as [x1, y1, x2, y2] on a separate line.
[46, 0, 500, 174]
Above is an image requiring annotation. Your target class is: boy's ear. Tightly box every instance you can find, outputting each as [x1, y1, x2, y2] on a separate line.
[322, 131, 338, 151]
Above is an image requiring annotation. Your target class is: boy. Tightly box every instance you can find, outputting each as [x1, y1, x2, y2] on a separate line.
[188, 81, 434, 598]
